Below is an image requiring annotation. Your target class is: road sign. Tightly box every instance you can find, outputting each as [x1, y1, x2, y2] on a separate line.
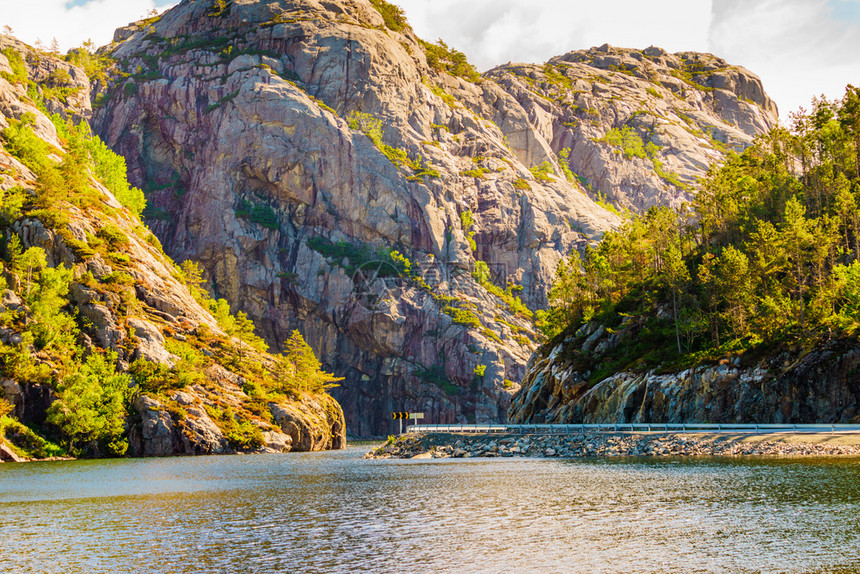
[393, 412, 423, 433]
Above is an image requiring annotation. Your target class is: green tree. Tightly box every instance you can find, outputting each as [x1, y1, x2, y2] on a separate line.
[85, 133, 147, 216]
[546, 252, 586, 330]
[0, 186, 26, 225]
[0, 333, 52, 385]
[17, 246, 47, 299]
[29, 263, 76, 349]
[1, 114, 52, 173]
[781, 197, 817, 331]
[832, 173, 859, 256]
[46, 351, 132, 456]
[832, 261, 860, 332]
[539, 83, 860, 368]
[660, 241, 691, 353]
[714, 245, 753, 340]
[275, 331, 342, 393]
[473, 260, 491, 284]
[838, 84, 860, 178]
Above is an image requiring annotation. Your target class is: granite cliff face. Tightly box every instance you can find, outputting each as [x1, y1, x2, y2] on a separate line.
[486, 45, 778, 212]
[0, 35, 345, 457]
[92, 0, 777, 435]
[509, 323, 860, 425]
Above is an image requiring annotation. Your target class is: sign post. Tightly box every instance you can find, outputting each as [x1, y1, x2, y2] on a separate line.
[409, 412, 424, 428]
[392, 412, 424, 434]
[392, 411, 408, 434]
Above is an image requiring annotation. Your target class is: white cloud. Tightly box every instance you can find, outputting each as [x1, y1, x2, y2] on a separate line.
[708, 0, 860, 116]
[0, 0, 177, 52]
[1, 0, 858, 118]
[397, 0, 711, 71]
[399, 0, 860, 119]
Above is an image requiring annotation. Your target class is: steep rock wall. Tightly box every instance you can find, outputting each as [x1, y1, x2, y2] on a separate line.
[93, 0, 777, 435]
[94, 0, 620, 435]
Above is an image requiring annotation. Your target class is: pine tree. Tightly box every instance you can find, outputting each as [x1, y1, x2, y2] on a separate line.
[660, 241, 690, 353]
[280, 331, 342, 393]
[46, 351, 132, 457]
[838, 85, 860, 178]
[782, 197, 816, 331]
[18, 246, 46, 300]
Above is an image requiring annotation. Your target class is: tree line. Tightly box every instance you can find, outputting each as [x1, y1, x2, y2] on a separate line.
[539, 86, 860, 366]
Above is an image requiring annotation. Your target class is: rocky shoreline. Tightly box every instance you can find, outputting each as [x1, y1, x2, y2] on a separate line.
[365, 432, 860, 459]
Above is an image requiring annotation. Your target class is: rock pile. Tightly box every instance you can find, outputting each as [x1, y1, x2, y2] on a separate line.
[366, 432, 860, 459]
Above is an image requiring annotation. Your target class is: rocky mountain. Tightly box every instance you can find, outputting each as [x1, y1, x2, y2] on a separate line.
[509, 75, 860, 427]
[0, 34, 345, 459]
[88, 0, 779, 436]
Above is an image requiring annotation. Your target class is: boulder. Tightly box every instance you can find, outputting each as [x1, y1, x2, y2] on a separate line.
[133, 396, 175, 457]
[182, 407, 229, 455]
[262, 430, 292, 453]
[269, 397, 345, 451]
[0, 290, 22, 311]
[1, 379, 22, 416]
[0, 442, 24, 463]
[77, 303, 125, 351]
[128, 317, 175, 365]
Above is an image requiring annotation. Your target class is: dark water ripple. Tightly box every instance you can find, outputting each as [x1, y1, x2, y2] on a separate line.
[1, 448, 860, 573]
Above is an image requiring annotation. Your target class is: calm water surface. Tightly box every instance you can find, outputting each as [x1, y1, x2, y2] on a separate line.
[1, 446, 859, 573]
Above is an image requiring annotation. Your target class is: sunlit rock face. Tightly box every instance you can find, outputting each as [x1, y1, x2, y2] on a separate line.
[486, 44, 778, 212]
[0, 33, 345, 454]
[93, 0, 776, 435]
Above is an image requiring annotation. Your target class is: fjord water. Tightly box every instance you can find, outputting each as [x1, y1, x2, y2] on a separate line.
[1, 447, 859, 573]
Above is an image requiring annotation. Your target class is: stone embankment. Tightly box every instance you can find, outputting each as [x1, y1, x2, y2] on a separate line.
[365, 432, 860, 459]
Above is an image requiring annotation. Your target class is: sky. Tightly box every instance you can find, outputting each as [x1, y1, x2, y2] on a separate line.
[1, 0, 858, 118]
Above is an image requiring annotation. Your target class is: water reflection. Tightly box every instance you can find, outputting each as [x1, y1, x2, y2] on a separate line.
[1, 450, 859, 573]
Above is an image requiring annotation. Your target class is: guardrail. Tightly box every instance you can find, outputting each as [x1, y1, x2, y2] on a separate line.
[406, 423, 860, 435]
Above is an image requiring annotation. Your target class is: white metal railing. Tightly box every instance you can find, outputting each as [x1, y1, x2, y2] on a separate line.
[405, 423, 860, 435]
